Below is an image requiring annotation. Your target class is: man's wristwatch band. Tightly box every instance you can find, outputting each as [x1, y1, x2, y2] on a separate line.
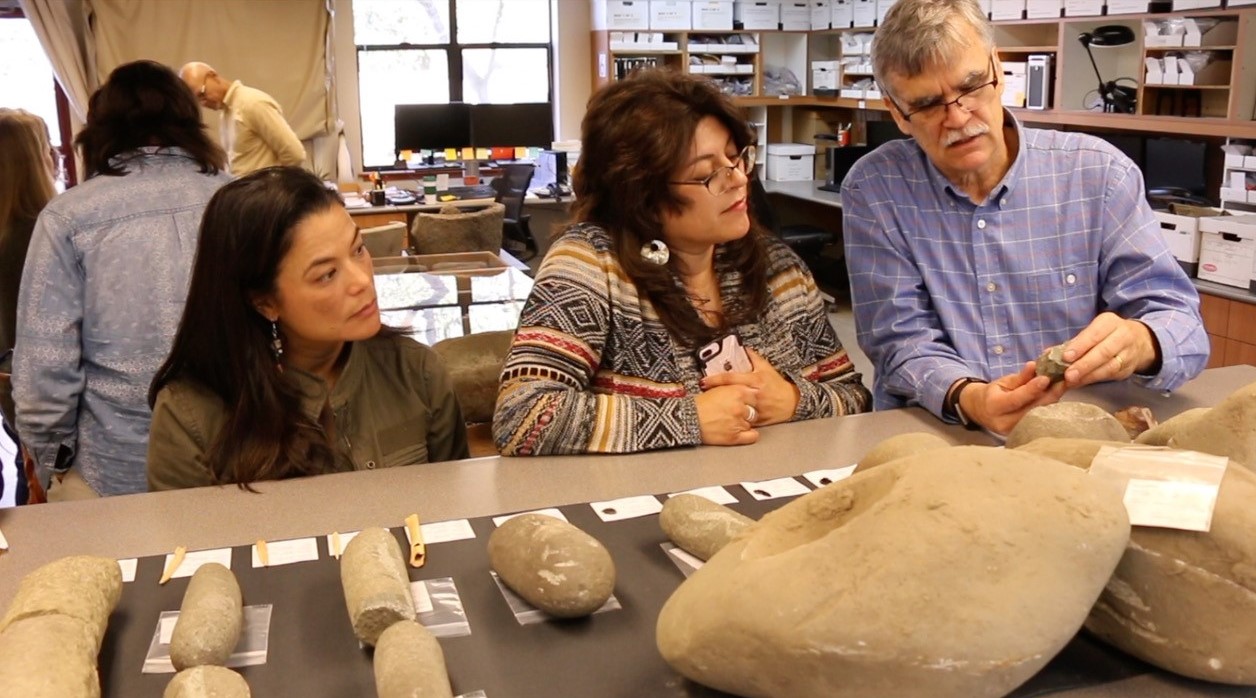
[944, 377, 987, 430]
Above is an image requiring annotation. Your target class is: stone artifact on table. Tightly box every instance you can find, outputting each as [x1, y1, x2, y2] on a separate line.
[856, 432, 951, 472]
[170, 562, 243, 670]
[340, 527, 417, 646]
[0, 555, 123, 698]
[1112, 405, 1157, 439]
[374, 620, 454, 698]
[1004, 401, 1130, 449]
[1016, 436, 1256, 685]
[489, 513, 615, 618]
[1136, 407, 1209, 447]
[660, 493, 755, 562]
[164, 665, 252, 698]
[1034, 343, 1070, 383]
[1134, 381, 1256, 470]
[656, 446, 1130, 698]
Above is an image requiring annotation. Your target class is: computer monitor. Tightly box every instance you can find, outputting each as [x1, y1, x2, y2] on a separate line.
[1145, 137, 1207, 196]
[865, 119, 909, 149]
[469, 103, 554, 149]
[393, 103, 471, 155]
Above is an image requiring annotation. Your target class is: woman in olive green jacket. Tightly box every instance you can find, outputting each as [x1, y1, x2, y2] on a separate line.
[147, 167, 467, 491]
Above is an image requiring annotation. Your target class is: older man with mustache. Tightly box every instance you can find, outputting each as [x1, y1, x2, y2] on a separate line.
[840, 0, 1207, 435]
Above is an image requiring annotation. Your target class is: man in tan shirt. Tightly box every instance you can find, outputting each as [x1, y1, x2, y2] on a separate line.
[179, 61, 307, 175]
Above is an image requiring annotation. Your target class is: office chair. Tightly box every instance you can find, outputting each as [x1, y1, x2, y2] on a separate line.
[359, 221, 408, 258]
[748, 178, 836, 271]
[492, 164, 537, 261]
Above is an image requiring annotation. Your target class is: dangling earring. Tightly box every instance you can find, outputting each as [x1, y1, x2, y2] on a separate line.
[270, 320, 284, 370]
[640, 239, 670, 265]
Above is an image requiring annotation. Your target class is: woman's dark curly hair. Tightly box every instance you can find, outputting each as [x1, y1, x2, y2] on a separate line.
[570, 69, 769, 346]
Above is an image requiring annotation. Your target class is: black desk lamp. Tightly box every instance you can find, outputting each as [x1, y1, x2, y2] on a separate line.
[1078, 26, 1138, 114]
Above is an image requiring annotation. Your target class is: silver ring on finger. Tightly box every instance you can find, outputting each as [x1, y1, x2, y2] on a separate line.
[746, 404, 758, 423]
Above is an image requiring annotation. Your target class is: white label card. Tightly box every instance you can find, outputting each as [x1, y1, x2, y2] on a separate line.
[1123, 479, 1218, 531]
[117, 558, 138, 583]
[164, 547, 233, 580]
[0, 526, 7, 551]
[590, 495, 663, 522]
[158, 615, 178, 644]
[1090, 445, 1226, 532]
[492, 508, 568, 527]
[410, 580, 435, 614]
[251, 538, 320, 568]
[740, 477, 811, 500]
[326, 530, 361, 558]
[669, 486, 738, 505]
[801, 465, 858, 488]
[405, 519, 476, 545]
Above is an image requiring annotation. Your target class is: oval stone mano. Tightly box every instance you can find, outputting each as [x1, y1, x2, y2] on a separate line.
[489, 514, 616, 618]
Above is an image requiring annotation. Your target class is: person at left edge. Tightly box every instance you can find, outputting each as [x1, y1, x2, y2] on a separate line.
[13, 60, 230, 499]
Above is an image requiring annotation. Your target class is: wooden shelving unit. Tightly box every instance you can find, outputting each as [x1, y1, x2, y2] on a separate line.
[590, 6, 1256, 142]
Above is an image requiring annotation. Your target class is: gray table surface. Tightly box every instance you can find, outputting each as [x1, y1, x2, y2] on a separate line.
[2, 365, 1254, 697]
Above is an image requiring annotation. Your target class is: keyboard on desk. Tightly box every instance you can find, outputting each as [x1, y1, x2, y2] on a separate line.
[444, 184, 497, 200]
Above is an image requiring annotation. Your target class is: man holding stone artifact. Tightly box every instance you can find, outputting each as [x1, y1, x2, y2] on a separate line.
[841, 0, 1207, 434]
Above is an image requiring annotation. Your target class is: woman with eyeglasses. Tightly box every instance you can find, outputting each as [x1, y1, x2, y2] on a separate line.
[493, 70, 870, 456]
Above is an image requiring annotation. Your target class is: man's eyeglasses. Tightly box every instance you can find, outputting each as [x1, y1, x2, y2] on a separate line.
[889, 55, 999, 123]
[669, 145, 756, 196]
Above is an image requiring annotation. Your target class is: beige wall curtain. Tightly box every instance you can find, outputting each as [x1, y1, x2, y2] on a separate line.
[18, 0, 96, 122]
[90, 0, 333, 143]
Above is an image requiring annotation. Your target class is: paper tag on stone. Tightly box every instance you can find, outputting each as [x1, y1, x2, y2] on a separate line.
[740, 477, 811, 500]
[492, 508, 568, 527]
[669, 486, 738, 505]
[801, 465, 858, 488]
[117, 558, 138, 583]
[590, 495, 664, 522]
[1089, 445, 1226, 532]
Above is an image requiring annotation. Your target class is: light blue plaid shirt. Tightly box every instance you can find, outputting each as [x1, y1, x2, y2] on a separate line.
[14, 148, 229, 496]
[841, 114, 1208, 419]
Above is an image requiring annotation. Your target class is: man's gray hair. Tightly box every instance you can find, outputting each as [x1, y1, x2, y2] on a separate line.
[872, 0, 995, 91]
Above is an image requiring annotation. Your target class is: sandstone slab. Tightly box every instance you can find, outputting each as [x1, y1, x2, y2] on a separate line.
[656, 446, 1130, 698]
[1018, 437, 1256, 684]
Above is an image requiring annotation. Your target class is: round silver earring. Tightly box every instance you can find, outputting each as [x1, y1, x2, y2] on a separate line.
[640, 239, 670, 265]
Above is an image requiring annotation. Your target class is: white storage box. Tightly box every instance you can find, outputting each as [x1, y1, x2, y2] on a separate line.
[852, 0, 876, 26]
[1198, 215, 1256, 290]
[875, 0, 897, 23]
[1063, 0, 1103, 15]
[692, 0, 735, 28]
[767, 143, 816, 182]
[811, 0, 832, 28]
[1106, 0, 1149, 12]
[780, 2, 811, 29]
[1154, 211, 1205, 275]
[990, 0, 1025, 19]
[831, 0, 854, 27]
[1001, 61, 1027, 107]
[650, 0, 692, 29]
[812, 60, 840, 94]
[734, 0, 780, 28]
[593, 0, 651, 29]
[1172, 0, 1222, 8]
[1026, 0, 1063, 17]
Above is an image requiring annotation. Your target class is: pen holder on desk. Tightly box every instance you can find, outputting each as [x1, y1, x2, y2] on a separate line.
[463, 160, 480, 186]
[423, 175, 438, 203]
[369, 189, 386, 206]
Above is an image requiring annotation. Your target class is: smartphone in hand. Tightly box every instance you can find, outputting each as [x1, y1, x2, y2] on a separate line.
[697, 334, 752, 378]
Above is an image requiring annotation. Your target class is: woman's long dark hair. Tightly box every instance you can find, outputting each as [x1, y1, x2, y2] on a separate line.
[150, 167, 346, 488]
[76, 60, 226, 178]
[571, 69, 769, 346]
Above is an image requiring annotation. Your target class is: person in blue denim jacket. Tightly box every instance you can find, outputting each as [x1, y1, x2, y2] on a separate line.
[13, 60, 231, 499]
